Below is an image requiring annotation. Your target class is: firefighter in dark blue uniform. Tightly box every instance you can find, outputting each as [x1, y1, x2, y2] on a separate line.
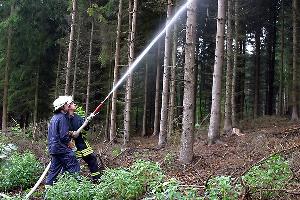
[68, 101, 102, 182]
[45, 96, 80, 187]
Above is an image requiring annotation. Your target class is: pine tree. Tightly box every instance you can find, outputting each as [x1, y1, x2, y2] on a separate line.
[2, 3, 14, 134]
[65, 0, 77, 95]
[179, 0, 197, 163]
[124, 0, 137, 146]
[110, 0, 123, 142]
[208, 0, 226, 144]
[158, 0, 173, 148]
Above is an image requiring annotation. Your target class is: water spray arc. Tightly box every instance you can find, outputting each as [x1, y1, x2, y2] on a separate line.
[24, 1, 192, 199]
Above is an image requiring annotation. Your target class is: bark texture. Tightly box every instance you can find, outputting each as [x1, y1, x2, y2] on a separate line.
[65, 0, 76, 95]
[158, 0, 173, 148]
[208, 0, 226, 145]
[110, 0, 123, 142]
[179, 0, 197, 163]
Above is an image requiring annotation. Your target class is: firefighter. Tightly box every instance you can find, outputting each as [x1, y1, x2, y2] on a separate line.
[68, 101, 102, 182]
[45, 96, 80, 187]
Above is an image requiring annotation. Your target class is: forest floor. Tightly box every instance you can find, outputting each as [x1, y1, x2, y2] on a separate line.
[10, 116, 300, 199]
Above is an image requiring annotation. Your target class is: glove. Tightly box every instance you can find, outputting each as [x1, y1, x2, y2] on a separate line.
[68, 139, 77, 152]
[86, 113, 95, 122]
[68, 131, 75, 137]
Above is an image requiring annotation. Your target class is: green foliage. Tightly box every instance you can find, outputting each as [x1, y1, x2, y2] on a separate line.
[45, 160, 166, 200]
[46, 173, 95, 200]
[146, 178, 202, 200]
[95, 160, 165, 200]
[205, 176, 242, 200]
[0, 152, 42, 191]
[11, 123, 22, 135]
[163, 152, 176, 167]
[242, 154, 292, 198]
[87, 1, 117, 21]
[75, 106, 86, 118]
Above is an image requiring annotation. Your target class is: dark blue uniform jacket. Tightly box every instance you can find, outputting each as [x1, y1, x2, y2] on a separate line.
[68, 114, 89, 151]
[48, 112, 72, 154]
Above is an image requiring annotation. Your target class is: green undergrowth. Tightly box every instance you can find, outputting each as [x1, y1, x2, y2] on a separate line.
[0, 140, 295, 200]
[45, 160, 202, 200]
[242, 154, 293, 198]
[0, 151, 43, 192]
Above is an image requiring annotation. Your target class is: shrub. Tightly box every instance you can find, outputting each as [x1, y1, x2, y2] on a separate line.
[242, 154, 292, 198]
[46, 173, 96, 200]
[94, 160, 165, 200]
[204, 176, 242, 200]
[0, 152, 42, 191]
[44, 160, 203, 200]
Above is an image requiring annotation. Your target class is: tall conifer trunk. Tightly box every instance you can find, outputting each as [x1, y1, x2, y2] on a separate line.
[223, 0, 233, 134]
[168, 24, 177, 138]
[124, 0, 137, 146]
[72, 15, 81, 98]
[142, 62, 148, 137]
[110, 0, 123, 142]
[179, 0, 197, 163]
[152, 42, 161, 136]
[292, 0, 299, 120]
[158, 0, 173, 148]
[208, 0, 226, 144]
[65, 0, 76, 95]
[253, 29, 261, 118]
[2, 3, 14, 134]
[86, 19, 94, 116]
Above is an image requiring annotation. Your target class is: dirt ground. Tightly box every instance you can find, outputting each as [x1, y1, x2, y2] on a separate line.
[9, 116, 300, 199]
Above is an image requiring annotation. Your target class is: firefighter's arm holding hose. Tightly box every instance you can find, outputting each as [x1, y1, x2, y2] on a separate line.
[69, 113, 95, 138]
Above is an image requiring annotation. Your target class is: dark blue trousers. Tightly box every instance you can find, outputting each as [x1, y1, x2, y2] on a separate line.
[45, 152, 80, 186]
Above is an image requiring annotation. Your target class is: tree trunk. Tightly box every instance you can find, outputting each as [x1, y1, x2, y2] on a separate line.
[72, 14, 81, 98]
[179, 0, 197, 163]
[152, 42, 161, 136]
[142, 62, 148, 137]
[231, 0, 239, 128]
[55, 47, 62, 98]
[279, 0, 284, 115]
[253, 29, 261, 118]
[292, 0, 299, 120]
[110, 0, 123, 142]
[168, 23, 177, 138]
[265, 33, 276, 116]
[207, 0, 226, 145]
[124, 0, 137, 146]
[265, 1, 278, 116]
[223, 0, 233, 135]
[33, 66, 40, 140]
[158, 0, 173, 148]
[2, 3, 14, 134]
[105, 61, 113, 141]
[64, 0, 76, 95]
[85, 19, 94, 116]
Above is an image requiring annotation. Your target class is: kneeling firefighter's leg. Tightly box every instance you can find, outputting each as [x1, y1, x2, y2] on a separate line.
[83, 153, 102, 180]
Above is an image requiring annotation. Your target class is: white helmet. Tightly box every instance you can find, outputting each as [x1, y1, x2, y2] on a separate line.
[53, 96, 73, 111]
